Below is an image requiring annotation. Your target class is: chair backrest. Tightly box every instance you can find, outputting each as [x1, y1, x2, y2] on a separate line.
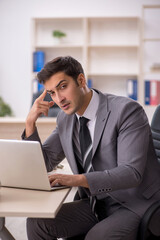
[151, 105, 160, 164]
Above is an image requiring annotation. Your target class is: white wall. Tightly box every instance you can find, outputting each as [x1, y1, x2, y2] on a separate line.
[0, 0, 159, 117]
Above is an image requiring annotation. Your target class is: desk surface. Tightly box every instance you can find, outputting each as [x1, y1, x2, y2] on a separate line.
[0, 187, 71, 218]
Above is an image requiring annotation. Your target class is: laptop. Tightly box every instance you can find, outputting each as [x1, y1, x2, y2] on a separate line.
[0, 139, 69, 191]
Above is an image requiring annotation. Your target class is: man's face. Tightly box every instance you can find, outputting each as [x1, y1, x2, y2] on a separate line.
[44, 72, 86, 115]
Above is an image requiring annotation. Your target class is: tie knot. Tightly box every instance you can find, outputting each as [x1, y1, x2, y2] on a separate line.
[79, 117, 89, 127]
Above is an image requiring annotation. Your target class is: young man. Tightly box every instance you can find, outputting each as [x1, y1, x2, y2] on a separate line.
[23, 56, 160, 240]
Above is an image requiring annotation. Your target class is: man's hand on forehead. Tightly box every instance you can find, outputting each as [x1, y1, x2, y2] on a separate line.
[36, 89, 54, 116]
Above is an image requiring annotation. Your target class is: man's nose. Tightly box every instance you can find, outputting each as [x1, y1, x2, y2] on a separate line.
[56, 93, 65, 103]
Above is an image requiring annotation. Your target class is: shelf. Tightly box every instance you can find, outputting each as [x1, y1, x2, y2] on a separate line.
[32, 16, 140, 97]
[35, 45, 83, 49]
[88, 44, 139, 48]
[143, 6, 160, 40]
[34, 17, 84, 47]
[87, 16, 139, 20]
[88, 47, 138, 76]
[144, 105, 157, 123]
[143, 41, 160, 77]
[88, 72, 138, 77]
[144, 71, 160, 75]
[35, 47, 83, 66]
[140, 5, 160, 121]
[32, 71, 138, 78]
[88, 17, 139, 47]
[143, 39, 160, 42]
[90, 75, 128, 98]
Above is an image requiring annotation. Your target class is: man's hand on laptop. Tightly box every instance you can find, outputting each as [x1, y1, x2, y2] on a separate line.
[48, 173, 89, 188]
[25, 89, 54, 137]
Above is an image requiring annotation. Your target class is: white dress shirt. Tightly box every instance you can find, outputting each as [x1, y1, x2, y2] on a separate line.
[73, 89, 99, 153]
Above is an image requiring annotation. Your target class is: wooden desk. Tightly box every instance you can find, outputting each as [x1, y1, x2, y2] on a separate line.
[0, 187, 71, 239]
[0, 117, 57, 142]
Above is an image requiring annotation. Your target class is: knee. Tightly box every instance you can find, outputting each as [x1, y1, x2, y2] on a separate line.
[26, 218, 41, 240]
[27, 217, 56, 240]
[26, 218, 36, 239]
[85, 226, 110, 240]
[85, 229, 98, 240]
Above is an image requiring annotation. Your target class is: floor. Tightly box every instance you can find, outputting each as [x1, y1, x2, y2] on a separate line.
[5, 217, 27, 240]
[2, 160, 75, 240]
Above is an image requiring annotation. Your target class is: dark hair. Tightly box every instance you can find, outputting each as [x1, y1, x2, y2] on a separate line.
[37, 56, 84, 84]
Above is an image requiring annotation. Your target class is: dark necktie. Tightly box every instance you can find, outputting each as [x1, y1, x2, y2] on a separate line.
[79, 117, 93, 172]
[79, 117, 96, 213]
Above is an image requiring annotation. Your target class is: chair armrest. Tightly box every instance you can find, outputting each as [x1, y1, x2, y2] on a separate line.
[138, 200, 160, 240]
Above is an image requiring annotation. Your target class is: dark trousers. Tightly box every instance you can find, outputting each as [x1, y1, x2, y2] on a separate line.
[27, 198, 141, 240]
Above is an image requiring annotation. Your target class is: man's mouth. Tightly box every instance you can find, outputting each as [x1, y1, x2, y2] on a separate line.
[61, 103, 70, 110]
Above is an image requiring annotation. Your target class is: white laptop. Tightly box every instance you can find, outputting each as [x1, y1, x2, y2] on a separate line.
[0, 139, 68, 191]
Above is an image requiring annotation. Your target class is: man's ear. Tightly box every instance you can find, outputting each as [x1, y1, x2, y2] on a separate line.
[77, 73, 86, 87]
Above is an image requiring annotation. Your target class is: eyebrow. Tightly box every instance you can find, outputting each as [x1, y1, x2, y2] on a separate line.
[46, 80, 67, 93]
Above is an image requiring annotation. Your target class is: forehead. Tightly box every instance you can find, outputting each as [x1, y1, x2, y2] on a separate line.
[44, 72, 72, 89]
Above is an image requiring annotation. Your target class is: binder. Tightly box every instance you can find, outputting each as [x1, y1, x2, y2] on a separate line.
[150, 80, 158, 105]
[32, 79, 44, 94]
[32, 78, 38, 94]
[157, 81, 160, 105]
[87, 79, 93, 88]
[127, 79, 138, 101]
[38, 82, 44, 92]
[33, 51, 45, 72]
[144, 80, 150, 105]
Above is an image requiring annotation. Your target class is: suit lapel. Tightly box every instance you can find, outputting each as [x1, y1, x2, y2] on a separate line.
[92, 92, 111, 158]
[65, 115, 79, 174]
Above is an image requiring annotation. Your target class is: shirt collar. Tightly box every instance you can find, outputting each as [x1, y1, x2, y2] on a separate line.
[76, 89, 99, 121]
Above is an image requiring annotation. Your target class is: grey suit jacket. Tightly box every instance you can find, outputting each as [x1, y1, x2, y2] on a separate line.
[26, 90, 160, 218]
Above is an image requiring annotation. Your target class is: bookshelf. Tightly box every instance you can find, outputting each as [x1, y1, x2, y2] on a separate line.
[141, 5, 160, 122]
[31, 17, 140, 98]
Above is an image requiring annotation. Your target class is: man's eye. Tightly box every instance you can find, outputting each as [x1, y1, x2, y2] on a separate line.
[48, 91, 55, 96]
[60, 84, 67, 89]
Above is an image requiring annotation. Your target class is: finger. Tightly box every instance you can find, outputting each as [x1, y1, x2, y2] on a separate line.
[52, 178, 66, 187]
[35, 105, 49, 116]
[36, 103, 49, 111]
[49, 101, 54, 107]
[37, 89, 47, 101]
[48, 174, 60, 181]
[50, 179, 60, 187]
[49, 173, 62, 178]
[38, 101, 51, 107]
[41, 108, 49, 116]
[49, 176, 61, 187]
[37, 101, 54, 109]
[49, 174, 63, 185]
[36, 99, 54, 110]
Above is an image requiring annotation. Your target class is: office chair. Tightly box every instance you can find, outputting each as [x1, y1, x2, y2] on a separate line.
[138, 104, 160, 240]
